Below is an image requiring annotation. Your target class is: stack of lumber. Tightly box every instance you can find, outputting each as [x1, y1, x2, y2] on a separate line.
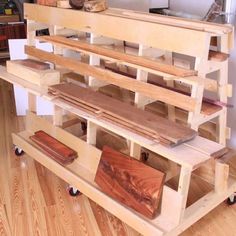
[48, 83, 197, 146]
[95, 146, 166, 219]
[30, 130, 78, 165]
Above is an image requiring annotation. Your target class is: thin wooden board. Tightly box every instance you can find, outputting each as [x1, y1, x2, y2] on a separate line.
[49, 83, 197, 145]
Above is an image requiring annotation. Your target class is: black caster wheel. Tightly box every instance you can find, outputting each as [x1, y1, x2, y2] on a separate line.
[68, 187, 81, 197]
[81, 122, 87, 132]
[227, 195, 236, 205]
[15, 147, 24, 156]
[141, 152, 149, 162]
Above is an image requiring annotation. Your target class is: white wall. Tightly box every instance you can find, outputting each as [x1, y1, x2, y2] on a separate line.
[169, 0, 214, 16]
[108, 0, 168, 12]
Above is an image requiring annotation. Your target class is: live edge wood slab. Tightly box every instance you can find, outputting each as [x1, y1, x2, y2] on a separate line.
[48, 83, 197, 146]
[95, 146, 166, 219]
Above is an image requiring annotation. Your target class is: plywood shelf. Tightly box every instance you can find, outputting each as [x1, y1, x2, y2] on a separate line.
[12, 112, 236, 236]
[12, 111, 187, 236]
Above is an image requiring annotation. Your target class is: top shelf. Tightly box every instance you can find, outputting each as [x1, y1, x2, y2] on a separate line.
[24, 3, 234, 57]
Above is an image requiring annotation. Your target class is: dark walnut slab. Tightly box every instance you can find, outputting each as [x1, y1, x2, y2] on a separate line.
[95, 146, 166, 219]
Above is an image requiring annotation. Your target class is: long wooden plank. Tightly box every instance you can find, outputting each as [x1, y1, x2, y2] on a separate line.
[37, 35, 197, 77]
[49, 83, 197, 145]
[95, 146, 166, 219]
[25, 45, 197, 112]
[24, 3, 212, 57]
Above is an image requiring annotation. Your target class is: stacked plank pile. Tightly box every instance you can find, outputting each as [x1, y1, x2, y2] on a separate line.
[48, 83, 197, 146]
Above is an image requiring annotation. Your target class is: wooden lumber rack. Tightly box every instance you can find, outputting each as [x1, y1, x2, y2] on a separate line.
[0, 3, 235, 236]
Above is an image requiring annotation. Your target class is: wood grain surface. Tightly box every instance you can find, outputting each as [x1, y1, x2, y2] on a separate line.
[95, 146, 165, 219]
[49, 83, 197, 146]
[30, 130, 78, 165]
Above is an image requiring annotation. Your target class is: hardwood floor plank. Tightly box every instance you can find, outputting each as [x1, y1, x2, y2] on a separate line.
[0, 204, 12, 236]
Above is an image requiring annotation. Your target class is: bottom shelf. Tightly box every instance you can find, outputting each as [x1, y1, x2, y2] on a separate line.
[12, 112, 236, 236]
[13, 112, 186, 236]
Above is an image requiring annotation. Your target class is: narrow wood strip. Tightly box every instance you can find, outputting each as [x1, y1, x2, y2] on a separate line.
[38, 35, 197, 77]
[25, 45, 197, 112]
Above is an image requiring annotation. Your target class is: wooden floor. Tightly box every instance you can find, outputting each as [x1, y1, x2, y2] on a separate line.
[1, 79, 236, 236]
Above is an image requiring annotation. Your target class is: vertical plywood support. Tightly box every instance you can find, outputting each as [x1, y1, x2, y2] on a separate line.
[27, 20, 36, 46]
[214, 161, 229, 194]
[87, 121, 97, 146]
[187, 81, 204, 130]
[217, 60, 228, 145]
[28, 93, 36, 113]
[166, 80, 176, 122]
[178, 166, 192, 221]
[88, 34, 122, 89]
[53, 105, 63, 126]
[130, 142, 141, 160]
[51, 26, 64, 55]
